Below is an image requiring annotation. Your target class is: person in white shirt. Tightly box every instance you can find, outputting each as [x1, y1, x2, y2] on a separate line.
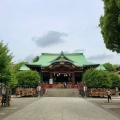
[37, 84, 41, 97]
[83, 85, 87, 97]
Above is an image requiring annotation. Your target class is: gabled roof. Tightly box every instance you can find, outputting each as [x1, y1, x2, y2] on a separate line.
[51, 57, 74, 64]
[50, 51, 74, 64]
[26, 51, 99, 67]
[19, 64, 30, 71]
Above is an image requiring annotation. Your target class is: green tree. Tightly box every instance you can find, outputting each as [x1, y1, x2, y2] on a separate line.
[112, 64, 119, 71]
[8, 70, 17, 88]
[8, 62, 28, 87]
[12, 62, 28, 73]
[0, 41, 13, 85]
[16, 70, 40, 86]
[109, 72, 120, 88]
[32, 56, 39, 62]
[99, 0, 120, 53]
[82, 68, 111, 88]
[103, 63, 119, 72]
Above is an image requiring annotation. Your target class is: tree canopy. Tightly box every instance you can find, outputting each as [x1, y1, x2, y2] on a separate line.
[32, 56, 39, 62]
[103, 63, 119, 72]
[12, 62, 28, 73]
[16, 70, 40, 87]
[109, 72, 120, 88]
[82, 68, 120, 88]
[99, 0, 120, 53]
[8, 62, 28, 87]
[82, 69, 111, 88]
[0, 41, 13, 84]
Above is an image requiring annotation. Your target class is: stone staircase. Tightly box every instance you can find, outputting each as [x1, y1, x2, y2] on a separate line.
[44, 88, 79, 97]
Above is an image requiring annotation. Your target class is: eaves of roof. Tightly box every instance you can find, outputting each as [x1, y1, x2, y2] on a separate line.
[19, 64, 30, 71]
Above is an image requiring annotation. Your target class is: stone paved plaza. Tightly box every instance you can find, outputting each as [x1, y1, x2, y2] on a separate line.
[0, 97, 120, 120]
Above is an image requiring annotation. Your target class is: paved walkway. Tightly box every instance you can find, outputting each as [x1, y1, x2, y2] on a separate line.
[1, 97, 120, 120]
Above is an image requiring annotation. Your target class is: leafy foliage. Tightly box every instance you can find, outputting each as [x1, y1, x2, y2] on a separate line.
[32, 56, 39, 62]
[103, 63, 119, 72]
[99, 0, 120, 53]
[16, 70, 40, 86]
[0, 41, 13, 84]
[109, 72, 120, 88]
[8, 70, 17, 88]
[12, 62, 28, 73]
[82, 68, 111, 88]
[8, 62, 28, 87]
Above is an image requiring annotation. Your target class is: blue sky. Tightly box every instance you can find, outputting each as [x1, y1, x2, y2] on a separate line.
[0, 0, 120, 64]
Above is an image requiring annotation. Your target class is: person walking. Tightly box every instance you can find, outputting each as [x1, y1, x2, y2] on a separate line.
[107, 89, 111, 103]
[37, 84, 41, 97]
[83, 85, 87, 97]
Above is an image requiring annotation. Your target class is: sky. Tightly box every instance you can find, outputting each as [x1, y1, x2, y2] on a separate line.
[0, 0, 120, 65]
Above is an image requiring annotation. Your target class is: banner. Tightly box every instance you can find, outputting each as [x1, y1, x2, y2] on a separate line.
[49, 79, 53, 84]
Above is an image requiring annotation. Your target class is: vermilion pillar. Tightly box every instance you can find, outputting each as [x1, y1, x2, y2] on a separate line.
[50, 72, 52, 79]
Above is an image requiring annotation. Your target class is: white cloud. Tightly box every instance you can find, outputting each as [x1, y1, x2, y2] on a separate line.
[73, 49, 85, 53]
[87, 53, 113, 61]
[32, 31, 68, 47]
[24, 54, 35, 62]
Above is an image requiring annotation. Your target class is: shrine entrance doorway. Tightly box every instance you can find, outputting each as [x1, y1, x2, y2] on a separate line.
[55, 74, 69, 83]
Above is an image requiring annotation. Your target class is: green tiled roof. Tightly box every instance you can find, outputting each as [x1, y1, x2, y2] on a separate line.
[51, 57, 74, 64]
[26, 51, 99, 67]
[19, 64, 30, 71]
[96, 64, 106, 70]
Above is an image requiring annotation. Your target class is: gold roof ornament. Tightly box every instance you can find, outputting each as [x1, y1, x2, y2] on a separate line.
[49, 65, 52, 68]
[60, 55, 64, 58]
[60, 62, 64, 65]
[72, 65, 75, 68]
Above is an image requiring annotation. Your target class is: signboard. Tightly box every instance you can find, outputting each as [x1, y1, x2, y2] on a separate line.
[49, 79, 53, 84]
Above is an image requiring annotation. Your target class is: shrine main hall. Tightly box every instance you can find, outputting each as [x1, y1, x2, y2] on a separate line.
[20, 51, 105, 85]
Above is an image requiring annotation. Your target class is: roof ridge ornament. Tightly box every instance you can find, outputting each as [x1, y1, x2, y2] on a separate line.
[60, 51, 64, 56]
[60, 51, 64, 54]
